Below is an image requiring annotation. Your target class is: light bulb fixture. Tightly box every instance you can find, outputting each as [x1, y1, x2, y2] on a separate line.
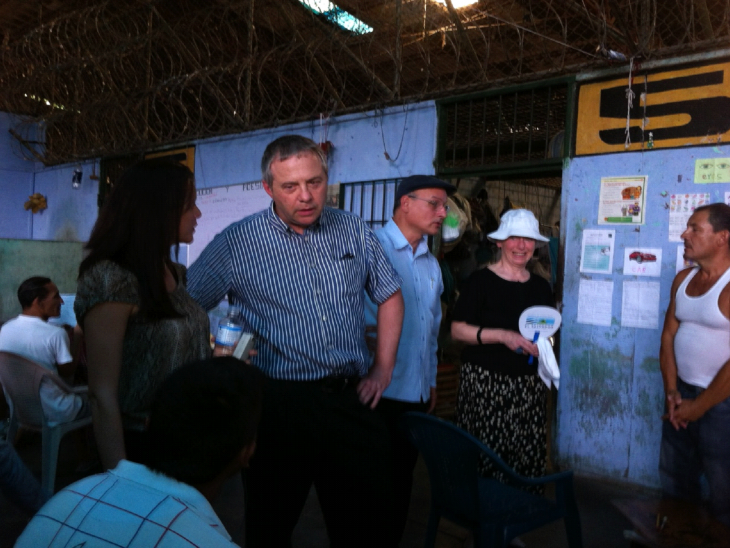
[72, 167, 83, 189]
[434, 0, 478, 8]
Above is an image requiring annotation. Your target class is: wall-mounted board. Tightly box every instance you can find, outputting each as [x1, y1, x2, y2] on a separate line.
[182, 181, 270, 267]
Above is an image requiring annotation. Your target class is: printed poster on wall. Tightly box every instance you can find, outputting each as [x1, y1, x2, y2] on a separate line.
[668, 193, 710, 242]
[598, 176, 647, 224]
[580, 229, 615, 274]
[621, 281, 661, 329]
[622, 247, 662, 277]
[183, 181, 270, 266]
[577, 279, 613, 327]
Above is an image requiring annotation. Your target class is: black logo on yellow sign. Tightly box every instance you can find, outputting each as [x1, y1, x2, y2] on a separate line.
[576, 63, 730, 155]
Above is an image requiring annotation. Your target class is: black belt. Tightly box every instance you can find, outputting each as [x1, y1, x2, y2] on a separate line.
[310, 375, 359, 393]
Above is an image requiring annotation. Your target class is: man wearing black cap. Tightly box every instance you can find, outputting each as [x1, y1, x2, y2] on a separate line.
[366, 174, 456, 544]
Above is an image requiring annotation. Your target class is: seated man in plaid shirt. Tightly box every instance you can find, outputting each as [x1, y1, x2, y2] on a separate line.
[16, 357, 263, 548]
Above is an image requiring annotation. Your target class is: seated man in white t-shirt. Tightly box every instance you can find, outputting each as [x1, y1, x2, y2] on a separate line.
[16, 357, 264, 548]
[0, 276, 86, 425]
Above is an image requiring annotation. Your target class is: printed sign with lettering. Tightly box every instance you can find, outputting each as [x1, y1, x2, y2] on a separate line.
[576, 62, 730, 155]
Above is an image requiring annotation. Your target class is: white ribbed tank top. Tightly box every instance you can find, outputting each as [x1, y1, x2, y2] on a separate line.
[674, 265, 730, 388]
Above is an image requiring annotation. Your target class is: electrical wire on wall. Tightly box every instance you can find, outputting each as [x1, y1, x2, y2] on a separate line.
[379, 105, 408, 162]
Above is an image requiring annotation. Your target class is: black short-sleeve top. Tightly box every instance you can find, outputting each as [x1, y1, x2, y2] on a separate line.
[452, 267, 553, 377]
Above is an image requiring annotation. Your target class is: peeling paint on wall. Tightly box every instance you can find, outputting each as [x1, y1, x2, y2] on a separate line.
[569, 342, 632, 419]
[558, 144, 730, 489]
[639, 356, 660, 374]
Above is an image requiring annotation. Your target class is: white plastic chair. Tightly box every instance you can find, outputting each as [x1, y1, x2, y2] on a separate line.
[0, 351, 91, 493]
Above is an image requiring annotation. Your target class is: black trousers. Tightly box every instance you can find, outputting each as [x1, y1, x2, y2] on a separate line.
[245, 377, 395, 548]
[376, 397, 429, 546]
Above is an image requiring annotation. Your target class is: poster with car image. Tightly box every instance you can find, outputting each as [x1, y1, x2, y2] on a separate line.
[597, 175, 647, 225]
[623, 247, 662, 277]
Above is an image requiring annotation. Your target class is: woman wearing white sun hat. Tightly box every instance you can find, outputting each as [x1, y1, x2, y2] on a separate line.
[451, 209, 553, 492]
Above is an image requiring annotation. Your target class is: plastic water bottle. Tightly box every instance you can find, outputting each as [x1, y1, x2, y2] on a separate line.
[214, 304, 243, 356]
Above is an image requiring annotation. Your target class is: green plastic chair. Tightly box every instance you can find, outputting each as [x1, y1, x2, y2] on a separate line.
[400, 412, 583, 548]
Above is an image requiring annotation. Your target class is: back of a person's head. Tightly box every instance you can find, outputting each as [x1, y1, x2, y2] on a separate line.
[144, 357, 264, 485]
[17, 276, 51, 309]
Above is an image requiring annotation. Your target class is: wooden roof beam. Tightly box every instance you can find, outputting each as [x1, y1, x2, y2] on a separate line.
[288, 0, 394, 100]
[442, 0, 488, 82]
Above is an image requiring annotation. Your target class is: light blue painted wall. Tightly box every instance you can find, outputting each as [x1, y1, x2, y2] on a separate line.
[0, 112, 98, 242]
[32, 163, 99, 241]
[0, 102, 437, 241]
[0, 112, 35, 239]
[557, 144, 730, 487]
[0, 170, 33, 239]
[193, 102, 437, 188]
[0, 112, 37, 172]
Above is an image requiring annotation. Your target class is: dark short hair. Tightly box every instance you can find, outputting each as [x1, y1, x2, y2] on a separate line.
[144, 357, 264, 485]
[261, 135, 328, 186]
[695, 203, 730, 248]
[17, 277, 52, 309]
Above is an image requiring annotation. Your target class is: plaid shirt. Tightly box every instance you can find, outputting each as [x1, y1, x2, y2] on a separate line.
[16, 460, 236, 548]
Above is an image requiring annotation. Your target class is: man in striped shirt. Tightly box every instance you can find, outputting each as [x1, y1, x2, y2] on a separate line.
[188, 135, 404, 548]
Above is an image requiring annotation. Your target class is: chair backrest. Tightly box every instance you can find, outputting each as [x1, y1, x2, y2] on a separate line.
[0, 351, 75, 428]
[400, 412, 523, 523]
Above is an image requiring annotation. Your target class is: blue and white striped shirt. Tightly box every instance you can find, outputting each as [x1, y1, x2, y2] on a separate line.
[188, 204, 402, 380]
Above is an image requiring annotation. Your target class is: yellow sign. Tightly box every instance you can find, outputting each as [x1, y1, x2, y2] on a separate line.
[145, 146, 196, 173]
[576, 62, 730, 155]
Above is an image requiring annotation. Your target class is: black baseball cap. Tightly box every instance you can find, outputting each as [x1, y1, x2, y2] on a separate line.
[395, 175, 456, 203]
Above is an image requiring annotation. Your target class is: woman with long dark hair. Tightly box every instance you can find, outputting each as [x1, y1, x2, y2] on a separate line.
[74, 158, 210, 470]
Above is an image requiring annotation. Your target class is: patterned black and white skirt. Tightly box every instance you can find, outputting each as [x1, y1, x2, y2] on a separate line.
[455, 362, 548, 493]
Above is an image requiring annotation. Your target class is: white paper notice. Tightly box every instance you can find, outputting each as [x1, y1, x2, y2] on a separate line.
[675, 245, 696, 273]
[668, 193, 710, 242]
[621, 281, 660, 329]
[725, 191, 730, 206]
[622, 247, 662, 277]
[577, 279, 614, 327]
[580, 229, 615, 274]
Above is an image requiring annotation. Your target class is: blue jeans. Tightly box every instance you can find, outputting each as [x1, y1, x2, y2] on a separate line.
[659, 378, 730, 527]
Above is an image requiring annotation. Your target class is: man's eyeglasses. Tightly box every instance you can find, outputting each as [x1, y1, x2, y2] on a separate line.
[407, 194, 449, 212]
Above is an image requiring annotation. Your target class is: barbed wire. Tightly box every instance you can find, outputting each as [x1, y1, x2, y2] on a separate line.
[0, 0, 727, 165]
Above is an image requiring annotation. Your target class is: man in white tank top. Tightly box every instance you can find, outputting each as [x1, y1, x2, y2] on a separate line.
[659, 203, 730, 527]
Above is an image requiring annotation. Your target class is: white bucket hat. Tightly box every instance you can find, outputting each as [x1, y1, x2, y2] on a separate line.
[487, 209, 550, 246]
